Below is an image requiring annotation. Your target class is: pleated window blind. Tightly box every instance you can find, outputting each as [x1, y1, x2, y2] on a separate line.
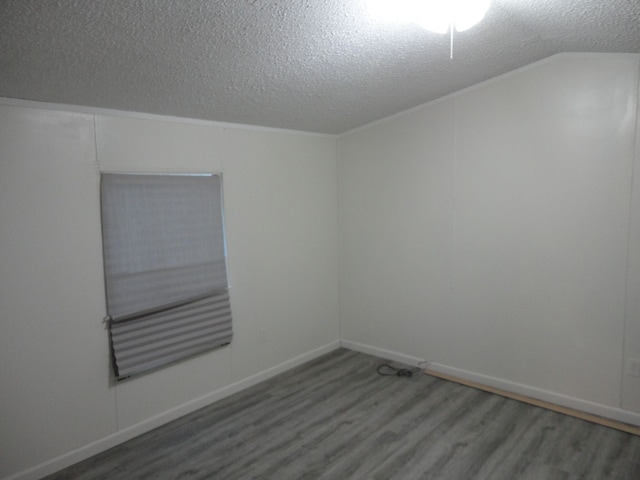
[100, 173, 232, 380]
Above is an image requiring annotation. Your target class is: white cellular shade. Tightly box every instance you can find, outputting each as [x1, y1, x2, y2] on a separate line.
[110, 292, 232, 379]
[100, 173, 232, 379]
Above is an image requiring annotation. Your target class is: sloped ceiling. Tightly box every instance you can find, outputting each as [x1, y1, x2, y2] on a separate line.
[0, 0, 638, 134]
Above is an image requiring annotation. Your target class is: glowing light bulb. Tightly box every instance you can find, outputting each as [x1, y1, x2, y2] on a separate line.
[367, 0, 491, 33]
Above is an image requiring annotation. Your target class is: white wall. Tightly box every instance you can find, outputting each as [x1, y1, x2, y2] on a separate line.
[0, 106, 339, 479]
[623, 66, 640, 413]
[3, 51, 640, 480]
[338, 54, 640, 421]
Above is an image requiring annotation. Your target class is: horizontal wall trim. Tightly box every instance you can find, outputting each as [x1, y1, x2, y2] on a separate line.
[6, 340, 341, 480]
[340, 340, 640, 428]
[339, 52, 640, 138]
[0, 97, 336, 139]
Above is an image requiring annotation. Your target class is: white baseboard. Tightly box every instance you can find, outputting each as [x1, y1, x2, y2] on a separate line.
[429, 362, 640, 428]
[340, 339, 427, 367]
[6, 340, 341, 480]
[11, 338, 639, 480]
[340, 339, 640, 428]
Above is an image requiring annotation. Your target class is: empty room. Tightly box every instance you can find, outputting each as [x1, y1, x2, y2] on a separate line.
[1, 1, 640, 479]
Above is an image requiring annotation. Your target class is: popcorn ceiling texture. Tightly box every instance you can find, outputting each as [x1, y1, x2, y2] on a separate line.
[0, 0, 638, 134]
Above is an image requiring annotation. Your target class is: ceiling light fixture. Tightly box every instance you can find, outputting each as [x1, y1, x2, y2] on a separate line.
[367, 0, 491, 58]
[414, 0, 491, 34]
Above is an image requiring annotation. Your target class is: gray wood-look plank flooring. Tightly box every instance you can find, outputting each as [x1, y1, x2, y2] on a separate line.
[45, 349, 640, 480]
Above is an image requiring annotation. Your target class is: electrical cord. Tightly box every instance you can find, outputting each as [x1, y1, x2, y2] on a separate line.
[376, 360, 430, 378]
[376, 364, 420, 377]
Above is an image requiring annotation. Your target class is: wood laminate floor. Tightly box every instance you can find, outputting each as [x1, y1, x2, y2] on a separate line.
[45, 349, 640, 479]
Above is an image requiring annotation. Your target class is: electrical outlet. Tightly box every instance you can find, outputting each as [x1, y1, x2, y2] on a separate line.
[627, 358, 640, 377]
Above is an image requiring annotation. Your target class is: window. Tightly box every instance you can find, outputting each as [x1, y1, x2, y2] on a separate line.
[100, 173, 232, 380]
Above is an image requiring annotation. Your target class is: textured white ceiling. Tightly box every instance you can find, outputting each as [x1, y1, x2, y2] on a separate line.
[0, 0, 638, 134]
